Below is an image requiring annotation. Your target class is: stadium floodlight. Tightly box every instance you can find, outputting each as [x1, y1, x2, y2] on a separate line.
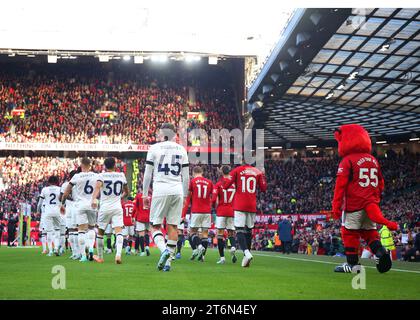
[98, 55, 109, 62]
[151, 54, 168, 63]
[409, 137, 419, 141]
[325, 92, 334, 100]
[123, 55, 131, 61]
[208, 56, 218, 65]
[262, 84, 273, 94]
[279, 61, 289, 72]
[134, 56, 144, 64]
[306, 145, 317, 148]
[257, 147, 268, 150]
[376, 141, 387, 144]
[270, 73, 280, 83]
[185, 55, 201, 63]
[47, 55, 57, 63]
[348, 71, 359, 80]
[271, 146, 283, 149]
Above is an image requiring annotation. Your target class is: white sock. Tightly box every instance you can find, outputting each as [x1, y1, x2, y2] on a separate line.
[41, 234, 47, 251]
[78, 232, 87, 257]
[115, 233, 123, 257]
[96, 235, 104, 259]
[87, 229, 96, 251]
[152, 231, 166, 253]
[47, 232, 53, 252]
[73, 232, 79, 255]
[244, 249, 252, 259]
[68, 233, 74, 254]
[54, 230, 61, 251]
[60, 234, 65, 250]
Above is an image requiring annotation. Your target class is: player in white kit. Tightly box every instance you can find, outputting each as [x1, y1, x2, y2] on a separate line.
[60, 169, 79, 259]
[142, 123, 189, 272]
[39, 203, 47, 254]
[61, 158, 97, 262]
[37, 176, 63, 256]
[91, 157, 129, 264]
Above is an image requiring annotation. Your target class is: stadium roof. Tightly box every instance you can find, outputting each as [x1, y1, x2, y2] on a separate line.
[248, 8, 420, 148]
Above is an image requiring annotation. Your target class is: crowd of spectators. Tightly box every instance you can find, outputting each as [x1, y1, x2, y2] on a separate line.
[0, 156, 125, 222]
[0, 63, 238, 145]
[259, 152, 419, 219]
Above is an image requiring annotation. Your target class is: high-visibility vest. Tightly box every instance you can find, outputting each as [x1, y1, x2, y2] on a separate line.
[380, 226, 395, 250]
[267, 240, 273, 248]
[274, 235, 281, 246]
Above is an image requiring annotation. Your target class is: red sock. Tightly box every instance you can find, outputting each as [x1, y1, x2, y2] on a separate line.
[365, 203, 398, 231]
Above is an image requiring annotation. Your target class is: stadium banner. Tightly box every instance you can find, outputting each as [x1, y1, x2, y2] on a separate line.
[255, 214, 327, 224]
[0, 142, 146, 152]
[0, 142, 241, 153]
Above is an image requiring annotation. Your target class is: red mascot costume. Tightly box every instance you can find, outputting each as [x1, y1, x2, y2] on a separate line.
[332, 124, 398, 273]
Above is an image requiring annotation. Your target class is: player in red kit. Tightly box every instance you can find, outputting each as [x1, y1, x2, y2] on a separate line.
[223, 163, 267, 268]
[134, 191, 152, 256]
[332, 124, 398, 274]
[122, 197, 135, 255]
[212, 165, 237, 264]
[182, 166, 213, 262]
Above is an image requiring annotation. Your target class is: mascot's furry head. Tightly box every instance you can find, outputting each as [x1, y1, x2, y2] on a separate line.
[334, 124, 372, 157]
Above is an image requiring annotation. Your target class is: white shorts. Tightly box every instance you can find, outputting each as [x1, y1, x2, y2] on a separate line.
[122, 225, 135, 237]
[98, 209, 123, 230]
[136, 221, 151, 232]
[234, 211, 256, 228]
[150, 195, 183, 226]
[77, 208, 97, 226]
[216, 216, 235, 230]
[342, 210, 376, 230]
[65, 206, 78, 229]
[190, 213, 211, 229]
[44, 215, 62, 232]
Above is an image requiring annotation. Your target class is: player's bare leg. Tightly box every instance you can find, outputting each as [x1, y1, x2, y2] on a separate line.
[93, 228, 105, 263]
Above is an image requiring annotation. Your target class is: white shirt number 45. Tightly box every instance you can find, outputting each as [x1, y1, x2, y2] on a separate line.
[359, 168, 378, 188]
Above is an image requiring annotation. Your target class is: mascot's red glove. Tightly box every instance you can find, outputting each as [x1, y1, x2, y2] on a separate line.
[365, 203, 398, 231]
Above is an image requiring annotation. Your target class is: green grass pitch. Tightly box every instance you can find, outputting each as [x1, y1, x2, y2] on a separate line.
[0, 246, 419, 300]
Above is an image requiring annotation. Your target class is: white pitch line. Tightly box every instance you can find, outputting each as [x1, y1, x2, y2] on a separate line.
[253, 253, 420, 274]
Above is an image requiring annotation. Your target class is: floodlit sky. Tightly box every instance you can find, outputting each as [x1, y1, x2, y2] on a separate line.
[0, 0, 295, 59]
